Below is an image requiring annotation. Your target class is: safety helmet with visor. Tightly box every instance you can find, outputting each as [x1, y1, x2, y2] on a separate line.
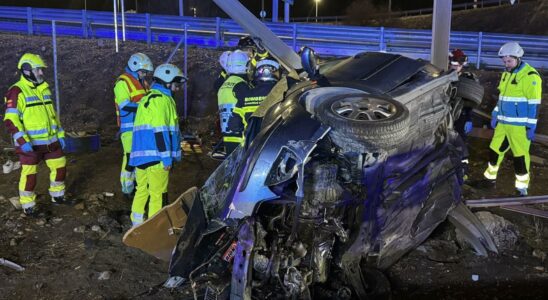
[254, 59, 280, 82]
[498, 42, 524, 58]
[18, 53, 47, 84]
[226, 50, 250, 75]
[128, 53, 154, 73]
[153, 64, 187, 87]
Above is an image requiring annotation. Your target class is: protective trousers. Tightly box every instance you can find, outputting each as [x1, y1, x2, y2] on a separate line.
[483, 123, 530, 189]
[130, 163, 169, 226]
[120, 131, 135, 194]
[18, 143, 66, 209]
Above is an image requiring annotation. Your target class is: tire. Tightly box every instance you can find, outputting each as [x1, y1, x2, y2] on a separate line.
[456, 77, 484, 107]
[316, 94, 410, 151]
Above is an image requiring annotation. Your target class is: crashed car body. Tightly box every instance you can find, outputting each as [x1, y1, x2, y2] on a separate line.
[165, 50, 496, 299]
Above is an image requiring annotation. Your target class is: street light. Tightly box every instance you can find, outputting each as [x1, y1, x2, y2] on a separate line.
[314, 0, 320, 22]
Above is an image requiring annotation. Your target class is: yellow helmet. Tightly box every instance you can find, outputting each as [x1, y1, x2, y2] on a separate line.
[18, 53, 47, 70]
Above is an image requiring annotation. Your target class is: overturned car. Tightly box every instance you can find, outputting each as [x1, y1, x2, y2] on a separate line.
[161, 51, 495, 299]
[133, 1, 495, 299]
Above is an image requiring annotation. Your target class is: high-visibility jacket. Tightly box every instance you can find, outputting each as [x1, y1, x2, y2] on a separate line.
[493, 62, 542, 128]
[129, 84, 181, 168]
[3, 76, 64, 147]
[114, 70, 149, 133]
[217, 75, 248, 134]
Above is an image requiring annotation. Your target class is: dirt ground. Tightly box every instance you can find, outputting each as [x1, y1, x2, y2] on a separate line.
[0, 33, 547, 299]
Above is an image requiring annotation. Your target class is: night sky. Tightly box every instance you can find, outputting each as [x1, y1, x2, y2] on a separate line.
[0, 1, 473, 18]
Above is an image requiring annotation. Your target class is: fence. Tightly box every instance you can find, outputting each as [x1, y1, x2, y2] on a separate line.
[0, 6, 546, 70]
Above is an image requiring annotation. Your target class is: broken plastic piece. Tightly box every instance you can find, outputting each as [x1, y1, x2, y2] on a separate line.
[0, 258, 25, 271]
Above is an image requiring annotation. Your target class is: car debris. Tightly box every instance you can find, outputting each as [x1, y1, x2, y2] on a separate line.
[0, 258, 25, 272]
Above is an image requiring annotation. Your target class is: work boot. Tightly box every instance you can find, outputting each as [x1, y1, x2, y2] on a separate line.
[23, 206, 37, 217]
[51, 196, 75, 206]
[516, 188, 528, 197]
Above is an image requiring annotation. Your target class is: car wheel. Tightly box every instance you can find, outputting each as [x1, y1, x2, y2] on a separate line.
[316, 94, 410, 152]
[456, 76, 484, 107]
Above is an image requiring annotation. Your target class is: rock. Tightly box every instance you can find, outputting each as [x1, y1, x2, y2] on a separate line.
[98, 271, 111, 281]
[97, 215, 120, 230]
[91, 225, 102, 232]
[103, 192, 114, 197]
[74, 202, 85, 210]
[73, 226, 86, 233]
[419, 239, 460, 263]
[9, 197, 21, 209]
[533, 249, 546, 262]
[10, 239, 17, 246]
[51, 217, 63, 224]
[534, 266, 545, 272]
[0, 195, 6, 203]
[457, 211, 519, 251]
[35, 219, 46, 226]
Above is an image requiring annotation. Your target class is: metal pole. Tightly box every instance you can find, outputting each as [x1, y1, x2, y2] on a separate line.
[179, 0, 184, 17]
[430, 0, 452, 70]
[476, 32, 483, 69]
[284, 1, 290, 23]
[113, 0, 119, 52]
[121, 0, 126, 41]
[315, 1, 318, 22]
[184, 23, 188, 119]
[272, 0, 279, 22]
[52, 21, 61, 118]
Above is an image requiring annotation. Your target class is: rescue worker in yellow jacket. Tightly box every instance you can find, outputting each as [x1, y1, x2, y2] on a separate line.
[114, 53, 153, 200]
[3, 53, 69, 216]
[482, 42, 542, 196]
[128, 64, 186, 226]
[217, 50, 251, 155]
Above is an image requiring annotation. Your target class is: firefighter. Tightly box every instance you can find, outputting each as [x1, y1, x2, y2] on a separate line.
[228, 58, 280, 147]
[3, 53, 69, 216]
[217, 50, 251, 155]
[448, 49, 480, 179]
[128, 64, 185, 226]
[237, 36, 270, 67]
[482, 42, 542, 196]
[114, 53, 153, 201]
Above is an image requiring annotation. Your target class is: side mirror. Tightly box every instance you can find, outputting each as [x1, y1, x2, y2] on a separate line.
[300, 46, 319, 78]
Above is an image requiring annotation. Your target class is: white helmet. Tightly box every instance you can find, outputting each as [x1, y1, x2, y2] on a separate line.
[219, 51, 231, 71]
[226, 50, 249, 75]
[254, 59, 280, 82]
[128, 53, 153, 72]
[153, 64, 187, 84]
[498, 42, 524, 58]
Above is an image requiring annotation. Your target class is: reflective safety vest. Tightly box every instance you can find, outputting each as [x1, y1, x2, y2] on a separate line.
[217, 75, 247, 134]
[129, 88, 181, 168]
[3, 76, 64, 146]
[493, 62, 542, 128]
[114, 73, 148, 133]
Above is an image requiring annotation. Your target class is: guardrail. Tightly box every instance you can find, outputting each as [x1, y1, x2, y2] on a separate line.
[0, 6, 546, 70]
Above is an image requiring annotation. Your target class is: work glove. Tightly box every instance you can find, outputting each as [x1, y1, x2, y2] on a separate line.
[59, 138, 66, 150]
[21, 142, 33, 153]
[526, 127, 536, 141]
[464, 121, 473, 135]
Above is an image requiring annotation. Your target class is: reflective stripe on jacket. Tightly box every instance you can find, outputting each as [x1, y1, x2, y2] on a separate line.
[129, 85, 181, 168]
[217, 75, 248, 134]
[114, 72, 148, 133]
[3, 76, 64, 146]
[493, 62, 542, 128]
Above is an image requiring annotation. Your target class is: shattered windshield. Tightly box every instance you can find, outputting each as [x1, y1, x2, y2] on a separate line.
[200, 145, 245, 220]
